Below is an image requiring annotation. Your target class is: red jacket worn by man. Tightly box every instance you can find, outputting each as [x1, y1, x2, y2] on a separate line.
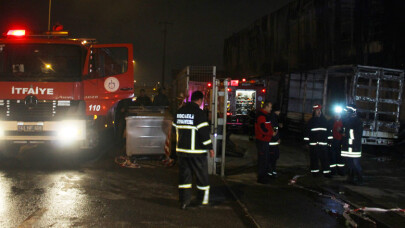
[255, 101, 274, 184]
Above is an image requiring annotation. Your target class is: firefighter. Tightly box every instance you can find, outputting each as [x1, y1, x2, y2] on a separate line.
[341, 104, 363, 184]
[268, 103, 281, 177]
[304, 104, 332, 177]
[135, 89, 152, 106]
[330, 109, 345, 175]
[255, 101, 274, 184]
[172, 91, 214, 209]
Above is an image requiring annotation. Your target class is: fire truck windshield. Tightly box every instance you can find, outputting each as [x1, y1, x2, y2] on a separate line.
[0, 44, 84, 82]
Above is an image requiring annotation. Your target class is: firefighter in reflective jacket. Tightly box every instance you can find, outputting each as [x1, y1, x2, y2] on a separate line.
[172, 91, 214, 209]
[255, 101, 274, 184]
[341, 104, 363, 184]
[304, 104, 332, 177]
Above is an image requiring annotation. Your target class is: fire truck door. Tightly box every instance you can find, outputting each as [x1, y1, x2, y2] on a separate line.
[83, 44, 134, 115]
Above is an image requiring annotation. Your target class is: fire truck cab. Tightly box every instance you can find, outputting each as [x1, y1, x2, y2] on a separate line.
[0, 29, 134, 150]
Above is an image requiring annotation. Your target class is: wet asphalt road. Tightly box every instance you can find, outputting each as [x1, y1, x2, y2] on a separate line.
[0, 145, 247, 228]
[0, 143, 353, 228]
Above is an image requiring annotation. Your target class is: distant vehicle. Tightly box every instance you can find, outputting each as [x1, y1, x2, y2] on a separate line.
[282, 65, 404, 146]
[0, 28, 134, 151]
[226, 78, 266, 132]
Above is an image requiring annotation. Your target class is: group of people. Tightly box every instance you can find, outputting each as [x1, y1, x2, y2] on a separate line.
[134, 88, 169, 107]
[304, 104, 363, 185]
[170, 89, 364, 210]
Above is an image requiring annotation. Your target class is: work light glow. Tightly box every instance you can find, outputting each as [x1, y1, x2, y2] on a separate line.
[334, 105, 343, 114]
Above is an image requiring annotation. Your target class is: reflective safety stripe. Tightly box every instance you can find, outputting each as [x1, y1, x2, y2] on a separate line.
[337, 164, 345, 167]
[191, 129, 195, 150]
[309, 142, 328, 146]
[330, 164, 337, 168]
[196, 122, 209, 129]
[172, 122, 177, 127]
[178, 184, 192, 188]
[350, 129, 354, 139]
[311, 170, 320, 173]
[328, 136, 333, 139]
[176, 125, 197, 130]
[311, 128, 327, 131]
[304, 137, 309, 141]
[323, 170, 331, 174]
[341, 151, 361, 158]
[269, 142, 279, 146]
[197, 185, 210, 204]
[197, 185, 210, 190]
[203, 139, 212, 145]
[349, 139, 353, 145]
[176, 148, 208, 153]
[265, 121, 271, 124]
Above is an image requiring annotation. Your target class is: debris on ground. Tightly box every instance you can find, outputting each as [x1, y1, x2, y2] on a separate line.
[114, 156, 141, 168]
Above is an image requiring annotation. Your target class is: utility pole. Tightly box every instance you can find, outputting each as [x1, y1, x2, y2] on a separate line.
[48, 0, 52, 31]
[159, 21, 172, 87]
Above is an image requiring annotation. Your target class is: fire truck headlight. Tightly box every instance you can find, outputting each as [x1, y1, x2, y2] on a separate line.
[334, 105, 343, 114]
[57, 121, 85, 141]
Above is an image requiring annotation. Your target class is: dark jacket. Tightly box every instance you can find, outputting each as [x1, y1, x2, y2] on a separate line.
[304, 115, 331, 146]
[135, 95, 152, 106]
[341, 116, 363, 158]
[269, 112, 280, 146]
[153, 93, 169, 106]
[172, 102, 212, 157]
[255, 109, 273, 142]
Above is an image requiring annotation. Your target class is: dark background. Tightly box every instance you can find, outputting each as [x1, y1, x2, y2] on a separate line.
[0, 0, 293, 84]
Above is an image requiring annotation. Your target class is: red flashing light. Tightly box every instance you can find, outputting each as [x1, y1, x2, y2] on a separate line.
[230, 80, 239, 86]
[242, 78, 246, 82]
[227, 88, 231, 92]
[261, 89, 266, 93]
[207, 82, 212, 88]
[7, 29, 26, 36]
[227, 112, 232, 116]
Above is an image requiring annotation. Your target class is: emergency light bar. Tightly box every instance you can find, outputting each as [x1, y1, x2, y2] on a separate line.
[7, 29, 26, 36]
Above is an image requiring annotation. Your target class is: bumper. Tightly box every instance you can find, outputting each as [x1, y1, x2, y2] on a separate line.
[0, 120, 86, 143]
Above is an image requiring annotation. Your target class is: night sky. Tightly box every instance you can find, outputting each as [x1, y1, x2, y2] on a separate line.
[0, 0, 293, 84]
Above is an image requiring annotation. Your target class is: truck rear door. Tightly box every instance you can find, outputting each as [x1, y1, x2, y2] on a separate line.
[354, 66, 404, 145]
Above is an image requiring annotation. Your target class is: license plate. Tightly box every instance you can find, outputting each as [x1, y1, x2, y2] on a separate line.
[17, 125, 43, 132]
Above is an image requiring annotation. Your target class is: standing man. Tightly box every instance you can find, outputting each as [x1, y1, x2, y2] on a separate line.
[341, 104, 363, 184]
[304, 104, 332, 177]
[330, 108, 345, 175]
[255, 101, 274, 184]
[135, 89, 152, 106]
[153, 87, 170, 107]
[172, 91, 214, 209]
[268, 103, 281, 177]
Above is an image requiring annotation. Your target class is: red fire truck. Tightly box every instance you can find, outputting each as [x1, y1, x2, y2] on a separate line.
[0, 29, 134, 151]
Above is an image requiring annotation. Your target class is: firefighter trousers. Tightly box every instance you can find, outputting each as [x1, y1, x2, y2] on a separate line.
[256, 140, 270, 181]
[345, 157, 363, 183]
[268, 145, 279, 174]
[329, 139, 345, 175]
[178, 156, 210, 205]
[309, 145, 331, 176]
